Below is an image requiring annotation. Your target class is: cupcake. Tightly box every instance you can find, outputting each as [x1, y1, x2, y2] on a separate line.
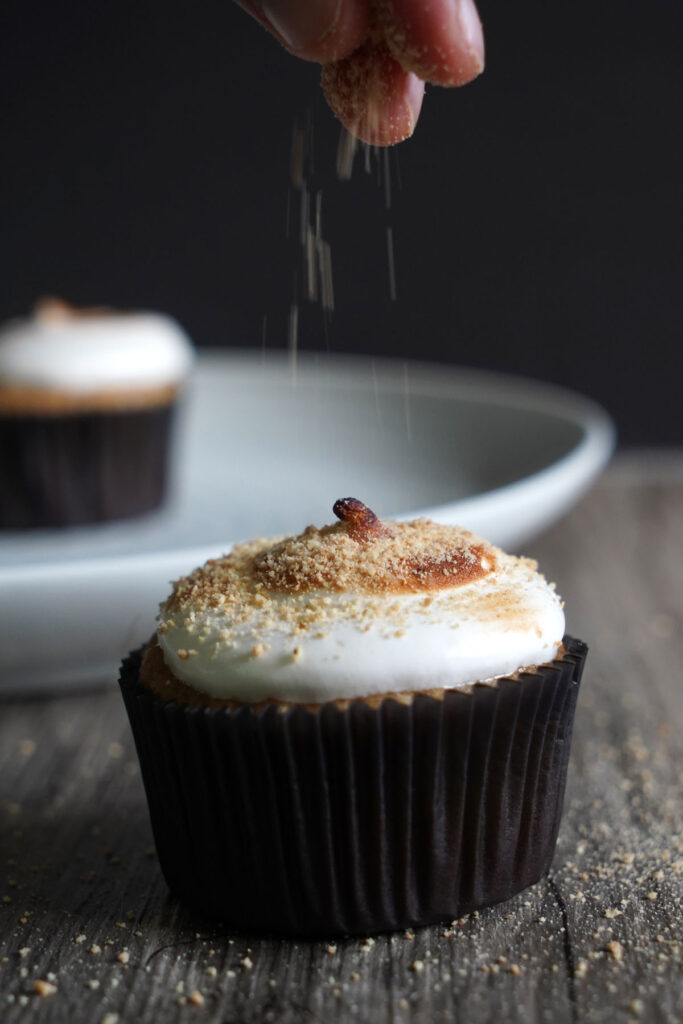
[120, 498, 587, 937]
[0, 298, 194, 528]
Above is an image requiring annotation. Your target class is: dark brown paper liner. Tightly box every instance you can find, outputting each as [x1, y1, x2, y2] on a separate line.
[119, 637, 587, 937]
[0, 404, 175, 528]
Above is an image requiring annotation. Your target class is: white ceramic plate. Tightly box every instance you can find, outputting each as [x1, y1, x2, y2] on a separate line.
[0, 352, 615, 695]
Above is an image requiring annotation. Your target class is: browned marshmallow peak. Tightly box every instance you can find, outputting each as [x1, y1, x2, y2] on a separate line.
[252, 499, 495, 595]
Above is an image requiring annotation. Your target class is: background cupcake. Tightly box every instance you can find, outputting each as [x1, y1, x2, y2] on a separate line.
[0, 298, 194, 528]
[120, 499, 588, 937]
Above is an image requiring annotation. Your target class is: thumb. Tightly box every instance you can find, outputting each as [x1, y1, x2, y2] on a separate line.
[235, 0, 369, 63]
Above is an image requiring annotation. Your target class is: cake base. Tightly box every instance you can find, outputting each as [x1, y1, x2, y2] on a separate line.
[119, 637, 587, 937]
[0, 404, 175, 529]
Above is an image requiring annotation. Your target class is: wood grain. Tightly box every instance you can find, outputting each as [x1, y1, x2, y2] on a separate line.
[1, 454, 681, 1023]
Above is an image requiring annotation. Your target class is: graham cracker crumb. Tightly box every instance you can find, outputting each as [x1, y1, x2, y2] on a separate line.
[574, 960, 589, 978]
[189, 990, 204, 1006]
[607, 941, 624, 963]
[34, 979, 57, 997]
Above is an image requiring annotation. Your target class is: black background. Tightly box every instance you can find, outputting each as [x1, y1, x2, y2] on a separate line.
[2, 0, 681, 444]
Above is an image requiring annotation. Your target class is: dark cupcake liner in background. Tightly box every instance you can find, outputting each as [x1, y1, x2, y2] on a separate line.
[120, 636, 587, 937]
[0, 404, 175, 528]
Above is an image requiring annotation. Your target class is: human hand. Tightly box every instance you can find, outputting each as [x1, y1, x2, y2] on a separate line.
[235, 0, 484, 145]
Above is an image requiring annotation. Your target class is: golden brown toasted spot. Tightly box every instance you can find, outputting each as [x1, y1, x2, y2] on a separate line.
[253, 519, 494, 596]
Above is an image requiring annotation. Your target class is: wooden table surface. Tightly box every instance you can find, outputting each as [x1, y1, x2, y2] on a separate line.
[1, 453, 682, 1024]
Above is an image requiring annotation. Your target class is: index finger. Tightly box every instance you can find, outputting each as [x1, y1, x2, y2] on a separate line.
[377, 0, 485, 86]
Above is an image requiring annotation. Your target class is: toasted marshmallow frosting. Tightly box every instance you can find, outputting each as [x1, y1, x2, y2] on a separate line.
[0, 299, 194, 393]
[156, 499, 565, 704]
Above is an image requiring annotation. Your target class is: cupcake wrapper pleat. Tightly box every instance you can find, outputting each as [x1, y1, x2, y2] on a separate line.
[120, 637, 587, 937]
[0, 405, 174, 528]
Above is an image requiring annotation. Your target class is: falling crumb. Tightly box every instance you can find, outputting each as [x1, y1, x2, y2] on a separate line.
[411, 959, 424, 973]
[404, 929, 415, 940]
[34, 980, 58, 998]
[75, 934, 86, 943]
[117, 950, 130, 964]
[89, 944, 102, 956]
[647, 891, 658, 901]
[251, 644, 269, 658]
[351, 971, 360, 981]
[87, 980, 100, 990]
[101, 1014, 120, 1024]
[189, 990, 205, 1007]
[326, 944, 337, 955]
[206, 965, 218, 978]
[607, 941, 624, 963]
[604, 908, 622, 919]
[18, 947, 30, 959]
[630, 999, 645, 1016]
[509, 964, 521, 976]
[241, 956, 253, 970]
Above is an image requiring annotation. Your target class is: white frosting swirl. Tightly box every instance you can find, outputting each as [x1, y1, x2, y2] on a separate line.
[0, 304, 194, 392]
[156, 522, 565, 704]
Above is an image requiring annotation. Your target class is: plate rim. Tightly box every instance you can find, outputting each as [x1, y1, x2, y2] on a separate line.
[0, 350, 616, 580]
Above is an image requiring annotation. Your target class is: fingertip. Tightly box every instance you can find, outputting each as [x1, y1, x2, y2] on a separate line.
[322, 42, 425, 146]
[380, 0, 485, 87]
[257, 0, 369, 63]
